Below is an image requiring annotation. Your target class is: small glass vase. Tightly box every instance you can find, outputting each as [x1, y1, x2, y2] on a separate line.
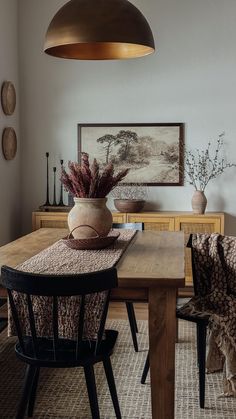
[191, 190, 207, 214]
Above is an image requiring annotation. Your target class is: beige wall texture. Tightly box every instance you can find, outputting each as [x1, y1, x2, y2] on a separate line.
[0, 0, 20, 245]
[4, 0, 236, 240]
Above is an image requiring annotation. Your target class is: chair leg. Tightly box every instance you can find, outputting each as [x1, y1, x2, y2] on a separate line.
[16, 364, 36, 419]
[28, 367, 40, 417]
[197, 323, 207, 409]
[103, 357, 122, 419]
[141, 352, 150, 384]
[84, 364, 100, 419]
[125, 302, 138, 352]
[196, 323, 200, 366]
[176, 318, 179, 343]
[127, 302, 138, 333]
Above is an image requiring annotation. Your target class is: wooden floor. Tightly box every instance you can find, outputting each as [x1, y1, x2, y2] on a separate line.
[108, 302, 148, 320]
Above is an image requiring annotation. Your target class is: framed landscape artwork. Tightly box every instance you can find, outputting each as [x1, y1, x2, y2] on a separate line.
[77, 123, 184, 186]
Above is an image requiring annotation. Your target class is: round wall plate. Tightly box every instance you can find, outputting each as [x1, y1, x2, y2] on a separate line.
[1, 81, 16, 115]
[2, 127, 17, 160]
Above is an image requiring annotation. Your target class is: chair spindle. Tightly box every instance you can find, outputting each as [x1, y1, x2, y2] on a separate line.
[52, 296, 59, 360]
[76, 295, 85, 360]
[95, 291, 110, 355]
[8, 290, 26, 354]
[27, 294, 38, 358]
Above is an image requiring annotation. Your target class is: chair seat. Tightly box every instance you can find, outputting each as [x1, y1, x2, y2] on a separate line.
[15, 329, 118, 368]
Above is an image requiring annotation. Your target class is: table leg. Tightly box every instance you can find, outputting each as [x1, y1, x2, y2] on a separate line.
[148, 286, 177, 419]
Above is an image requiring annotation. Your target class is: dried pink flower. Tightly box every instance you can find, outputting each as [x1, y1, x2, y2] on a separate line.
[60, 153, 129, 198]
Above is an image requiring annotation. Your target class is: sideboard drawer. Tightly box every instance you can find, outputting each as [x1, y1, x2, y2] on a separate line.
[32, 211, 127, 230]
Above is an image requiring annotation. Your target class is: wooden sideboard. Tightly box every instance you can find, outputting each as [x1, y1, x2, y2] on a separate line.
[32, 210, 225, 293]
[32, 210, 126, 230]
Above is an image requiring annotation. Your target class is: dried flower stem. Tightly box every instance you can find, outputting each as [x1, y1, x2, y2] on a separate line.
[60, 153, 129, 198]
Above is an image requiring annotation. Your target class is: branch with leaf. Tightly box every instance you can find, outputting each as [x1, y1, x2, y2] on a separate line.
[184, 133, 236, 192]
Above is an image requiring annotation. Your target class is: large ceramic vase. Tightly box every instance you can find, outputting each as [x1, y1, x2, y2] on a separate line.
[191, 190, 207, 214]
[68, 197, 113, 239]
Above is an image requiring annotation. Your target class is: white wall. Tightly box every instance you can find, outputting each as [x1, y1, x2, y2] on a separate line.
[19, 0, 236, 235]
[0, 0, 20, 245]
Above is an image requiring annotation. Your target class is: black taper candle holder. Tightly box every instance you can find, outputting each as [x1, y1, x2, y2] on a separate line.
[53, 167, 57, 206]
[43, 152, 51, 206]
[58, 159, 65, 206]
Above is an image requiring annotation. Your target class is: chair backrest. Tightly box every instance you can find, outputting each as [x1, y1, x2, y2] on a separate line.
[187, 233, 210, 297]
[1, 265, 117, 360]
[187, 233, 225, 297]
[112, 222, 144, 231]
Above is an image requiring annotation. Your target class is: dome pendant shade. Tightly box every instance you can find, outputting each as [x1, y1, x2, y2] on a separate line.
[44, 0, 155, 59]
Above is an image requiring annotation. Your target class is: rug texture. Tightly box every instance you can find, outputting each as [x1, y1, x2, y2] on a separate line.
[0, 319, 236, 418]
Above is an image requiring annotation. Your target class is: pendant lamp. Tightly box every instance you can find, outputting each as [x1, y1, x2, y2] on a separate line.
[44, 0, 155, 60]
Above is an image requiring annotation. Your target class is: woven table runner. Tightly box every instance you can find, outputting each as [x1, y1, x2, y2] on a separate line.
[17, 229, 135, 274]
[9, 229, 136, 339]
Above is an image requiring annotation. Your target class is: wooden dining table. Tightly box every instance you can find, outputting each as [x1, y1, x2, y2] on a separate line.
[0, 228, 185, 419]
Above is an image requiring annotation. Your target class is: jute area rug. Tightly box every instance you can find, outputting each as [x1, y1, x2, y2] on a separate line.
[0, 320, 236, 419]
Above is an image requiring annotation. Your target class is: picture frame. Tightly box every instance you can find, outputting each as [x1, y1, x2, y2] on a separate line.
[77, 123, 184, 186]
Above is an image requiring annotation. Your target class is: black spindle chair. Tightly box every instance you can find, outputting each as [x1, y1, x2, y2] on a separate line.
[1, 265, 122, 419]
[140, 234, 210, 409]
[112, 223, 144, 352]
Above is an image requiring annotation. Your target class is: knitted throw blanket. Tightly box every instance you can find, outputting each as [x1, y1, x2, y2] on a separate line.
[179, 233, 236, 396]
